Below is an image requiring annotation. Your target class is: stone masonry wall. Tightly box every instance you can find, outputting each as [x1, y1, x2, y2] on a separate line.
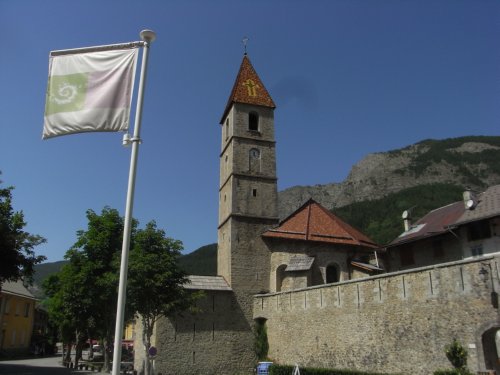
[151, 290, 255, 375]
[254, 256, 500, 375]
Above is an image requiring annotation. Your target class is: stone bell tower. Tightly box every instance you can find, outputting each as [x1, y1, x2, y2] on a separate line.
[218, 53, 279, 304]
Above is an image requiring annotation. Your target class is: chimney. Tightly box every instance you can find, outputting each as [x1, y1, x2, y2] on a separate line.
[402, 210, 411, 231]
[463, 188, 477, 210]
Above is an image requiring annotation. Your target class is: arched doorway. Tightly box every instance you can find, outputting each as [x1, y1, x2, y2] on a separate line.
[276, 265, 287, 292]
[326, 263, 340, 284]
[482, 327, 500, 373]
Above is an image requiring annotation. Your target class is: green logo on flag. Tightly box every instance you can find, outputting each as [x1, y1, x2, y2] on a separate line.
[45, 73, 88, 115]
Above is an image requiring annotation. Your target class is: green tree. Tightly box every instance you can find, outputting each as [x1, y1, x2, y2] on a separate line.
[42, 256, 94, 367]
[0, 179, 46, 289]
[68, 207, 132, 372]
[127, 221, 199, 375]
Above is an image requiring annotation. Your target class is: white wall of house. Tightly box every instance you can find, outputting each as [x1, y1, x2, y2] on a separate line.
[460, 217, 500, 259]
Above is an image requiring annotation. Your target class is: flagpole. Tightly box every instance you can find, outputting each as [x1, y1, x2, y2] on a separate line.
[111, 29, 156, 375]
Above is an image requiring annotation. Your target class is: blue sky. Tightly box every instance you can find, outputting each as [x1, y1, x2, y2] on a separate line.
[0, 0, 499, 262]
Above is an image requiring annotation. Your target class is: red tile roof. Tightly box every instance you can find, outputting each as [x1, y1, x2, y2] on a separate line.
[388, 184, 500, 247]
[387, 201, 464, 247]
[220, 54, 276, 123]
[262, 199, 378, 248]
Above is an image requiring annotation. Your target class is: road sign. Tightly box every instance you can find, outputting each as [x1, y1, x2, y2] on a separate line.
[148, 346, 157, 357]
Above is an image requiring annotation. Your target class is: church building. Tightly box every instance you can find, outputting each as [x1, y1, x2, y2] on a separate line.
[135, 53, 500, 375]
[136, 53, 383, 375]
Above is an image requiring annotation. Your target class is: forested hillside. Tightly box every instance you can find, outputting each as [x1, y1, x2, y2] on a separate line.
[177, 243, 217, 276]
[333, 183, 465, 245]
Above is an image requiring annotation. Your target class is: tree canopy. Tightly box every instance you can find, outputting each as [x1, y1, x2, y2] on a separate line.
[128, 220, 199, 375]
[0, 177, 46, 288]
[42, 207, 196, 374]
[43, 207, 129, 370]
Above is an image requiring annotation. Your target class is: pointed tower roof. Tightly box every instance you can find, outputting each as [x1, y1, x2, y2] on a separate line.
[262, 199, 378, 249]
[220, 54, 276, 123]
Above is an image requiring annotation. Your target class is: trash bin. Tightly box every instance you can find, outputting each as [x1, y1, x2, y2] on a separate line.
[257, 361, 273, 375]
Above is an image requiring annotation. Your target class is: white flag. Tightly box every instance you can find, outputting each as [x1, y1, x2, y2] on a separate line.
[43, 48, 138, 139]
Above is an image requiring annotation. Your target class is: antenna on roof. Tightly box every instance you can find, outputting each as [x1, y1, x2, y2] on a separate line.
[463, 188, 478, 210]
[402, 206, 417, 231]
[242, 36, 249, 55]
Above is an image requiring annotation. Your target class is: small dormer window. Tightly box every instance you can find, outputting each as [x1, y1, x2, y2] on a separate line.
[249, 111, 259, 131]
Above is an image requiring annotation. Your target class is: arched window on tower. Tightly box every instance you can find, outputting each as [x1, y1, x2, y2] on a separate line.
[249, 111, 259, 132]
[326, 263, 340, 284]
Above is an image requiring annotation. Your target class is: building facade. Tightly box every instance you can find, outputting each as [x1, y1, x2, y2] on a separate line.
[0, 280, 37, 354]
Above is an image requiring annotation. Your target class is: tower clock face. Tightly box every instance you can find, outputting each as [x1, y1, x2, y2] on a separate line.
[250, 148, 260, 159]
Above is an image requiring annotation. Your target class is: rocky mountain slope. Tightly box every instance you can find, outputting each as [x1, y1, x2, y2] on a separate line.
[278, 136, 500, 218]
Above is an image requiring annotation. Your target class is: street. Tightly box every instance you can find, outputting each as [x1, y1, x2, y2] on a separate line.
[0, 355, 70, 375]
[0, 355, 108, 375]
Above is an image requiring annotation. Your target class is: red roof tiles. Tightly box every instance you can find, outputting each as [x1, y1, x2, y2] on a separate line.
[262, 199, 378, 248]
[220, 55, 276, 123]
[388, 201, 464, 247]
[388, 184, 500, 247]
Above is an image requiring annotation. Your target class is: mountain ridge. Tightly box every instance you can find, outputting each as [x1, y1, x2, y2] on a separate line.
[278, 136, 500, 218]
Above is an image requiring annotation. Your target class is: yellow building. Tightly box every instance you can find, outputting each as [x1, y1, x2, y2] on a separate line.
[0, 280, 37, 353]
[124, 321, 135, 341]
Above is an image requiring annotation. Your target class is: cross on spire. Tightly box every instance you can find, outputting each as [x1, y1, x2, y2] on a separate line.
[242, 79, 259, 97]
[242, 36, 249, 55]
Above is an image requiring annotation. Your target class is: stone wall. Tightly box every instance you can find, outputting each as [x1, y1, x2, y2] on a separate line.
[150, 290, 255, 375]
[254, 256, 500, 374]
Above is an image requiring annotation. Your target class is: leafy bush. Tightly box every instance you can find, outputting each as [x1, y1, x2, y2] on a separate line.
[254, 319, 269, 361]
[444, 339, 471, 374]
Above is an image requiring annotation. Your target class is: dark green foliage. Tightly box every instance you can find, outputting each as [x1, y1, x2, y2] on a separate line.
[43, 207, 130, 371]
[389, 136, 500, 184]
[269, 364, 401, 375]
[128, 221, 199, 375]
[128, 220, 196, 325]
[32, 243, 218, 297]
[254, 319, 269, 360]
[0, 179, 46, 287]
[445, 339, 469, 373]
[42, 209, 195, 373]
[334, 183, 464, 245]
[177, 243, 217, 275]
